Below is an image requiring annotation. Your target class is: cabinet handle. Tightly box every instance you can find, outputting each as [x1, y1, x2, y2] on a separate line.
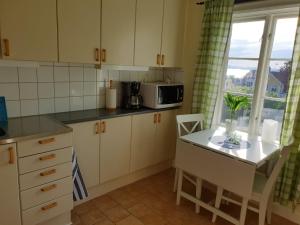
[38, 137, 55, 145]
[161, 54, 165, 66]
[156, 54, 161, 65]
[3, 39, 10, 56]
[95, 48, 100, 62]
[101, 121, 106, 133]
[41, 184, 57, 192]
[101, 49, 106, 62]
[39, 154, 56, 161]
[40, 169, 56, 177]
[154, 114, 157, 124]
[8, 147, 15, 164]
[95, 122, 101, 134]
[158, 113, 161, 123]
[41, 202, 58, 211]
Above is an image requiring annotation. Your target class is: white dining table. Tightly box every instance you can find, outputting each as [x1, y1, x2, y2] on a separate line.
[174, 126, 281, 225]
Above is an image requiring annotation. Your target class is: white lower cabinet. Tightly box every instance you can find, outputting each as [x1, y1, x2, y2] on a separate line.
[0, 143, 21, 225]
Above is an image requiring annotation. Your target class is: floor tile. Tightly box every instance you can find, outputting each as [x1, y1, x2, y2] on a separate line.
[103, 205, 130, 222]
[116, 215, 144, 225]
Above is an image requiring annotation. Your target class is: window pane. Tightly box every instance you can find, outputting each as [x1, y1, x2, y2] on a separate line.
[221, 95, 252, 130]
[229, 20, 265, 58]
[260, 99, 286, 139]
[265, 60, 290, 99]
[225, 60, 258, 94]
[271, 18, 298, 59]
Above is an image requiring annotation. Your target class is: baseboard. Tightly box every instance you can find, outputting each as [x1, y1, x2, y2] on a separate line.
[74, 160, 172, 206]
[272, 202, 300, 225]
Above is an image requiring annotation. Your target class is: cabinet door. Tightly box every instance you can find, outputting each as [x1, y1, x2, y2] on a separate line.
[131, 113, 157, 172]
[161, 0, 185, 67]
[57, 0, 101, 64]
[100, 116, 131, 183]
[69, 121, 100, 188]
[134, 0, 164, 67]
[155, 110, 177, 163]
[102, 0, 136, 66]
[0, 144, 21, 225]
[0, 0, 57, 61]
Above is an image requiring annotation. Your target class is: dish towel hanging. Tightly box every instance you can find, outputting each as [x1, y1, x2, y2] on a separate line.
[72, 149, 88, 201]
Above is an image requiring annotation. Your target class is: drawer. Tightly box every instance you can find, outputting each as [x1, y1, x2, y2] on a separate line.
[22, 194, 73, 225]
[20, 162, 72, 191]
[18, 132, 72, 157]
[19, 147, 72, 174]
[21, 176, 72, 210]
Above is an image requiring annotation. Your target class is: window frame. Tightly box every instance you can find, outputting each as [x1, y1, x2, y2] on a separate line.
[215, 7, 299, 136]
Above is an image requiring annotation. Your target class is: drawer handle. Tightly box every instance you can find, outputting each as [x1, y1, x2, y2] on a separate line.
[158, 113, 161, 123]
[39, 154, 56, 161]
[3, 39, 10, 56]
[41, 202, 58, 211]
[95, 48, 100, 62]
[101, 49, 106, 62]
[154, 114, 157, 124]
[38, 137, 55, 145]
[156, 54, 161, 65]
[161, 54, 165, 66]
[40, 169, 56, 177]
[101, 121, 106, 133]
[41, 184, 57, 192]
[95, 122, 101, 134]
[8, 147, 15, 164]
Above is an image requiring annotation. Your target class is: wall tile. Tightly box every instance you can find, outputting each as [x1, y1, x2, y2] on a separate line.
[70, 97, 83, 111]
[97, 95, 106, 108]
[18, 67, 37, 82]
[84, 96, 96, 110]
[84, 82, 96, 96]
[70, 82, 84, 97]
[84, 67, 97, 81]
[39, 98, 55, 114]
[20, 83, 38, 99]
[55, 82, 69, 97]
[0, 83, 19, 100]
[97, 69, 108, 81]
[54, 66, 69, 82]
[55, 97, 69, 112]
[70, 67, 84, 82]
[6, 100, 20, 118]
[119, 71, 131, 82]
[0, 67, 18, 83]
[109, 70, 120, 81]
[37, 66, 54, 82]
[96, 82, 106, 96]
[38, 83, 54, 98]
[20, 100, 39, 116]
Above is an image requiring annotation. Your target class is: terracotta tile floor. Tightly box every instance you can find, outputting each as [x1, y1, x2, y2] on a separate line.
[72, 169, 296, 225]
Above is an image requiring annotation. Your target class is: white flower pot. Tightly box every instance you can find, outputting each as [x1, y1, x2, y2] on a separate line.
[225, 119, 237, 136]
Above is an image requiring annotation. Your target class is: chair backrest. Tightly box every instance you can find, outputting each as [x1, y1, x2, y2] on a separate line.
[176, 114, 204, 137]
[262, 137, 294, 199]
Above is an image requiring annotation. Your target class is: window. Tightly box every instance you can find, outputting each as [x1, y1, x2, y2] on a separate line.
[218, 9, 298, 139]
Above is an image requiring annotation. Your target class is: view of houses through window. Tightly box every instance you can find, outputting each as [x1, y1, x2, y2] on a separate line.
[220, 14, 298, 138]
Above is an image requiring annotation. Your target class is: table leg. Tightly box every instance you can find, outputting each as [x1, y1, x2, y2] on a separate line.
[239, 198, 248, 225]
[176, 169, 183, 205]
[195, 178, 202, 213]
[212, 186, 223, 222]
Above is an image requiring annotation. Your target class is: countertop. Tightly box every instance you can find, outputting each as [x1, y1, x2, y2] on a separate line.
[0, 107, 178, 144]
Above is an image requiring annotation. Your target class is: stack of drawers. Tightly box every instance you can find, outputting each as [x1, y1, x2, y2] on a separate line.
[17, 132, 73, 225]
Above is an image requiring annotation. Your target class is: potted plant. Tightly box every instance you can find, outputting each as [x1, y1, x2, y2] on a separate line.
[224, 93, 250, 135]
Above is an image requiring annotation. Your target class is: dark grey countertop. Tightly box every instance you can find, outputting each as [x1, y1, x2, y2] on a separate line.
[0, 107, 179, 144]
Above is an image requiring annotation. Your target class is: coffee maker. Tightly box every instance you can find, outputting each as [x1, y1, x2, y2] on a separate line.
[121, 82, 143, 109]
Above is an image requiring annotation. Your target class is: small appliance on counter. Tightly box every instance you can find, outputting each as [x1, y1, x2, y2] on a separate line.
[106, 80, 117, 110]
[140, 82, 184, 109]
[0, 96, 8, 122]
[121, 81, 143, 109]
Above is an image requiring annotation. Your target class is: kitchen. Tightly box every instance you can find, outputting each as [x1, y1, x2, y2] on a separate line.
[0, 1, 300, 225]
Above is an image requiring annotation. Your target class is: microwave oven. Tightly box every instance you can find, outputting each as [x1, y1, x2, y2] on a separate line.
[140, 82, 184, 109]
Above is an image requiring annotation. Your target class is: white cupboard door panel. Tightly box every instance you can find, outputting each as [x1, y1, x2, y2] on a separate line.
[57, 0, 101, 64]
[0, 0, 57, 61]
[131, 113, 156, 172]
[100, 116, 131, 183]
[69, 121, 100, 188]
[0, 144, 21, 225]
[102, 0, 136, 65]
[155, 110, 176, 163]
[161, 0, 185, 67]
[135, 0, 164, 67]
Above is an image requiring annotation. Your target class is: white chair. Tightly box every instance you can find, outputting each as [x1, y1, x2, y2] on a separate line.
[174, 113, 204, 213]
[212, 138, 294, 225]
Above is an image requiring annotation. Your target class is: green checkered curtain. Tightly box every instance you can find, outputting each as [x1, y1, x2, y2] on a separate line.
[275, 13, 300, 207]
[192, 0, 234, 129]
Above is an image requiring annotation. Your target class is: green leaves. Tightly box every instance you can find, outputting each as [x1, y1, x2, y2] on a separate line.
[224, 93, 250, 120]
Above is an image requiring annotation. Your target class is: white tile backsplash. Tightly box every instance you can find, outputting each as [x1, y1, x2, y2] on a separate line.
[0, 63, 168, 118]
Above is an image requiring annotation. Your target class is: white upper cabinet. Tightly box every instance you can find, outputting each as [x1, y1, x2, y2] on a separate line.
[0, 0, 58, 61]
[101, 0, 136, 66]
[161, 0, 185, 67]
[134, 0, 164, 67]
[57, 0, 101, 64]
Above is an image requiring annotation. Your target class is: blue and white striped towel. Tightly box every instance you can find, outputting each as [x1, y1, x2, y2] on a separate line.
[72, 149, 88, 201]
